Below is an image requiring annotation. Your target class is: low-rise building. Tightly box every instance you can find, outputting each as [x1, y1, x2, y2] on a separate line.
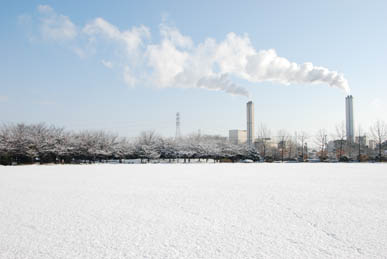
[229, 130, 247, 145]
[368, 140, 376, 150]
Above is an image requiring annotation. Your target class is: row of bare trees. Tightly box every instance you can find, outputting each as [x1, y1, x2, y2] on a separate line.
[0, 123, 260, 165]
[1, 120, 386, 165]
[256, 127, 311, 162]
[255, 120, 387, 162]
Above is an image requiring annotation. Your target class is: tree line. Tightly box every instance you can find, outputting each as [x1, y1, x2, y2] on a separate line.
[0, 123, 260, 165]
[1, 120, 386, 165]
[255, 120, 387, 162]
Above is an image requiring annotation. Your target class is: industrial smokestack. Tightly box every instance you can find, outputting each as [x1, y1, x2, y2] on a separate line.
[246, 101, 254, 146]
[345, 95, 354, 143]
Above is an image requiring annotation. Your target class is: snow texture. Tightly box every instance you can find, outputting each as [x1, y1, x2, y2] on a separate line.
[0, 163, 386, 258]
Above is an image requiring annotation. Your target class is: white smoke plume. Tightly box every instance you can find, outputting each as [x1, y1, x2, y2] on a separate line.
[34, 6, 350, 96]
[197, 74, 251, 97]
[244, 49, 350, 94]
[37, 5, 77, 41]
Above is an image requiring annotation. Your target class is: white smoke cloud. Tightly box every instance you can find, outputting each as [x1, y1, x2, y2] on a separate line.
[123, 65, 137, 87]
[197, 74, 251, 97]
[37, 5, 77, 41]
[33, 6, 350, 96]
[83, 18, 150, 55]
[244, 49, 350, 93]
[146, 37, 189, 86]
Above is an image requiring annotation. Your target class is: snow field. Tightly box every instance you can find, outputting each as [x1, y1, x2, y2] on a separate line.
[0, 163, 386, 258]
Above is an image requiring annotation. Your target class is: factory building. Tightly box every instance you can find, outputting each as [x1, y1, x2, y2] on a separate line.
[247, 101, 254, 146]
[229, 130, 247, 145]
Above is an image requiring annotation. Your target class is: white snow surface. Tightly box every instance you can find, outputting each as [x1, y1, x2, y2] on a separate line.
[0, 163, 386, 258]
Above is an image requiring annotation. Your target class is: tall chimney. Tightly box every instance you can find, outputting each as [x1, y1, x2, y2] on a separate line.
[246, 101, 254, 146]
[345, 95, 354, 143]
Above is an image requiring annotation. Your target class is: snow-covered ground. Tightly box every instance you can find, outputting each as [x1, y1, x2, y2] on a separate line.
[0, 164, 386, 258]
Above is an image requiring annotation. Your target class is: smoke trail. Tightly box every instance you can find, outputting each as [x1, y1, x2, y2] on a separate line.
[34, 6, 350, 96]
[244, 49, 350, 94]
[211, 33, 350, 94]
[197, 74, 250, 97]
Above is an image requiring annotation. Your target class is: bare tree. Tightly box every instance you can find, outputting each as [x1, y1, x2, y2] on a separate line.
[298, 131, 308, 161]
[334, 122, 346, 161]
[257, 124, 271, 161]
[277, 129, 289, 162]
[315, 129, 328, 161]
[356, 124, 364, 162]
[293, 131, 298, 159]
[370, 120, 387, 162]
[287, 132, 297, 160]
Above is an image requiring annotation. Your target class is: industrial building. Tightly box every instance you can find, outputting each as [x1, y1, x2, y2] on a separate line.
[228, 101, 255, 146]
[345, 95, 354, 143]
[229, 130, 247, 145]
[246, 101, 254, 146]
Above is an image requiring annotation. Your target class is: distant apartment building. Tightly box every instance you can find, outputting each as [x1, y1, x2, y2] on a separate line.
[229, 130, 247, 145]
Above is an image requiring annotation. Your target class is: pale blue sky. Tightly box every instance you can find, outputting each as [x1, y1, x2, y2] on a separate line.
[1, 0, 386, 138]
